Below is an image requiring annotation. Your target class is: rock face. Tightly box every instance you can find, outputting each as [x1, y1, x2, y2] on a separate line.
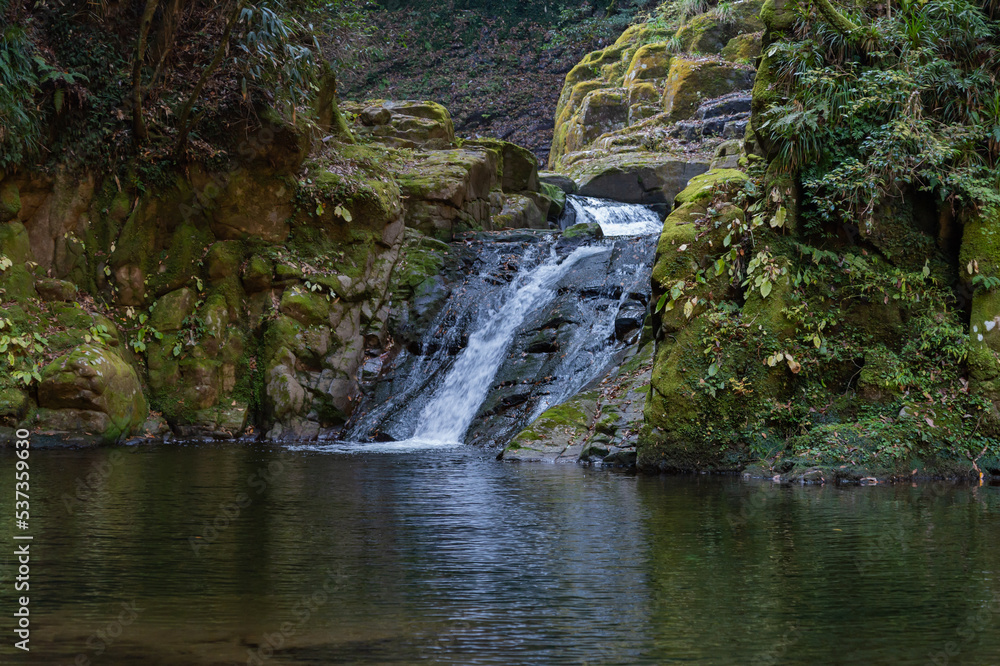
[502, 342, 653, 466]
[547, 4, 761, 206]
[0, 98, 565, 444]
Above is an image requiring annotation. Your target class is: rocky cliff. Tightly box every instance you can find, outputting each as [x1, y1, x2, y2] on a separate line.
[0, 101, 561, 444]
[518, 0, 1000, 481]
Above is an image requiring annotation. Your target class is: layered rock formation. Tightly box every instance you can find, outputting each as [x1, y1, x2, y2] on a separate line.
[547, 3, 762, 211]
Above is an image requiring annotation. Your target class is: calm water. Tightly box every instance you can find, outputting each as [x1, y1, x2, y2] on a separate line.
[1, 444, 999, 665]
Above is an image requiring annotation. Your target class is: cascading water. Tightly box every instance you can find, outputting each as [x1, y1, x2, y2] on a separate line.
[411, 244, 607, 444]
[564, 195, 664, 236]
[335, 196, 662, 452]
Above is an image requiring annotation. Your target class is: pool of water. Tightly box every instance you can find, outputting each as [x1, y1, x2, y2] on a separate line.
[2, 444, 999, 665]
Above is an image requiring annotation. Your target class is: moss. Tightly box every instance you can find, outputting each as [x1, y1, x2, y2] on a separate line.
[562, 222, 603, 240]
[279, 286, 331, 327]
[624, 44, 671, 83]
[674, 169, 748, 206]
[0, 181, 21, 223]
[662, 58, 756, 121]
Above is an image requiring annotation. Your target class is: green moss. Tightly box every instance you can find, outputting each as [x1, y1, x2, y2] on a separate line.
[662, 58, 756, 121]
[674, 169, 748, 206]
[279, 286, 330, 327]
[0, 181, 21, 223]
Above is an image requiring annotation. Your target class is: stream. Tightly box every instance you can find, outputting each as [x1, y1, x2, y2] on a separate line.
[1, 445, 999, 664]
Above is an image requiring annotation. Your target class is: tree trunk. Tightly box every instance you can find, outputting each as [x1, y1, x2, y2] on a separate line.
[316, 62, 354, 143]
[131, 0, 161, 144]
[150, 0, 189, 88]
[173, 0, 244, 156]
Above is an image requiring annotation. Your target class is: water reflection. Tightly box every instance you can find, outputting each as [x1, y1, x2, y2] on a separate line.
[0, 445, 998, 665]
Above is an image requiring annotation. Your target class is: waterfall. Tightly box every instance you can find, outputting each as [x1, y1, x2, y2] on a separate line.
[567, 196, 664, 236]
[334, 197, 662, 452]
[410, 244, 607, 445]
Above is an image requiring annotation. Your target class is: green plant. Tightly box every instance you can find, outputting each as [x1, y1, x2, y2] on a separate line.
[0, 24, 41, 169]
[0, 317, 46, 386]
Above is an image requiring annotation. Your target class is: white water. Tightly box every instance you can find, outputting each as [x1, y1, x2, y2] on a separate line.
[407, 244, 608, 445]
[568, 195, 664, 236]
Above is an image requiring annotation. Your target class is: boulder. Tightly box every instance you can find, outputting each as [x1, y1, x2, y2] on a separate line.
[34, 278, 77, 302]
[36, 344, 147, 443]
[573, 155, 711, 206]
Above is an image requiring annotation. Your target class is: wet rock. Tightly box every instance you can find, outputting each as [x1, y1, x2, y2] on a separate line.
[615, 301, 647, 340]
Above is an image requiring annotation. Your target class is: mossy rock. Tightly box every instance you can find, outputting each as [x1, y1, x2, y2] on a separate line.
[760, 0, 797, 32]
[311, 169, 403, 238]
[562, 222, 604, 241]
[662, 58, 756, 122]
[0, 220, 31, 264]
[959, 208, 1000, 280]
[36, 344, 147, 443]
[624, 44, 672, 83]
[674, 0, 765, 54]
[0, 220, 37, 300]
[395, 148, 497, 207]
[565, 89, 629, 155]
[722, 32, 764, 61]
[150, 288, 197, 333]
[674, 168, 748, 206]
[0, 387, 30, 423]
[242, 255, 274, 293]
[205, 240, 244, 282]
[503, 392, 599, 462]
[279, 286, 331, 327]
[539, 182, 566, 219]
[0, 181, 21, 223]
[35, 278, 78, 302]
[614, 23, 672, 48]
